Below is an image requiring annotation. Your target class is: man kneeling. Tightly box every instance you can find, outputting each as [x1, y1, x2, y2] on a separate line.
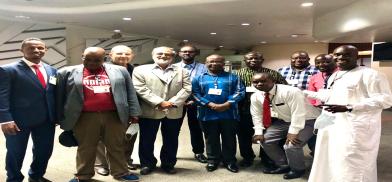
[250, 73, 319, 179]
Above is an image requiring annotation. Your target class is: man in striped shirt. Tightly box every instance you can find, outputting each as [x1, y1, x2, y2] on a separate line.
[236, 51, 286, 168]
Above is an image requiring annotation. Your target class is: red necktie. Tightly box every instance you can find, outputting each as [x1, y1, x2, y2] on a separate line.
[32, 64, 46, 89]
[263, 92, 272, 128]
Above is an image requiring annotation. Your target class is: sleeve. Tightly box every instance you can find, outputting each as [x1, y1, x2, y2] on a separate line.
[167, 68, 192, 106]
[352, 71, 392, 111]
[250, 92, 264, 135]
[227, 75, 245, 103]
[55, 68, 69, 124]
[307, 75, 319, 106]
[132, 67, 165, 106]
[287, 88, 306, 134]
[192, 75, 211, 106]
[122, 68, 141, 116]
[0, 67, 13, 122]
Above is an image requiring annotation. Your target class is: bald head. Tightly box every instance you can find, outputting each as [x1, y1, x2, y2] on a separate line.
[333, 45, 358, 70]
[82, 47, 106, 71]
[290, 50, 310, 70]
[314, 54, 336, 73]
[110, 45, 134, 67]
[206, 54, 225, 74]
[252, 73, 275, 92]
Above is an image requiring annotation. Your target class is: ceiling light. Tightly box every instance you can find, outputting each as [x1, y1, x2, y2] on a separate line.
[219, 45, 224, 48]
[314, 40, 319, 43]
[183, 39, 189, 42]
[260, 41, 267, 44]
[15, 15, 30, 19]
[122, 17, 132, 21]
[341, 18, 370, 32]
[241, 23, 250, 26]
[210, 32, 217, 35]
[301, 2, 314, 7]
[291, 34, 299, 38]
[114, 29, 121, 33]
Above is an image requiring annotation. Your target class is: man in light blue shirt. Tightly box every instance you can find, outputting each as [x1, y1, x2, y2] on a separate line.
[175, 44, 208, 163]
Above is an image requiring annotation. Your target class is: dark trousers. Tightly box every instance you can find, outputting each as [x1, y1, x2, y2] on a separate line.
[181, 106, 205, 154]
[138, 117, 182, 168]
[237, 113, 256, 161]
[200, 120, 237, 164]
[5, 122, 55, 182]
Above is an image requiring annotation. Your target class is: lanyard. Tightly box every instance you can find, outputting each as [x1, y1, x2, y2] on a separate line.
[327, 66, 357, 89]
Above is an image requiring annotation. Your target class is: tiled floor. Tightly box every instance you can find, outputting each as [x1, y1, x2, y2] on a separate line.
[1, 111, 392, 182]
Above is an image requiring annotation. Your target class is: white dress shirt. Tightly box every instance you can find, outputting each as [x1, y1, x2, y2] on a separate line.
[250, 84, 320, 135]
[22, 58, 48, 83]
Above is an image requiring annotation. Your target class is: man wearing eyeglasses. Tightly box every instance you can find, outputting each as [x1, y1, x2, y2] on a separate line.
[132, 46, 191, 175]
[175, 44, 208, 164]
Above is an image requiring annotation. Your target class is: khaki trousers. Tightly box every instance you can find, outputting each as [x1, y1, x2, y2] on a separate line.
[73, 111, 128, 179]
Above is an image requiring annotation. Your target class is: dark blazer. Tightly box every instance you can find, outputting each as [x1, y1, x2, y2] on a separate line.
[0, 60, 57, 128]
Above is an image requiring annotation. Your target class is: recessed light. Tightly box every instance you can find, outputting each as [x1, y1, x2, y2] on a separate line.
[210, 32, 217, 35]
[241, 23, 250, 26]
[301, 2, 314, 7]
[260, 41, 267, 44]
[219, 45, 224, 48]
[314, 40, 319, 43]
[114, 29, 121, 33]
[183, 39, 189, 42]
[15, 15, 30, 19]
[122, 17, 132, 21]
[291, 34, 299, 38]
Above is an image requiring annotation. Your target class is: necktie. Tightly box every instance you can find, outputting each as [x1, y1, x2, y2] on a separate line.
[263, 92, 272, 128]
[184, 64, 192, 71]
[32, 64, 46, 89]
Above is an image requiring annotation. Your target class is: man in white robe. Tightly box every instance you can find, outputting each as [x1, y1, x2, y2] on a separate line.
[305, 45, 392, 182]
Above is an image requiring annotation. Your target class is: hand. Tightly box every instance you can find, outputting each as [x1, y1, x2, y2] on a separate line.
[320, 104, 349, 113]
[214, 102, 231, 112]
[1, 122, 21, 135]
[185, 100, 195, 107]
[159, 101, 174, 109]
[129, 116, 139, 124]
[207, 102, 219, 110]
[252, 135, 264, 144]
[285, 133, 301, 146]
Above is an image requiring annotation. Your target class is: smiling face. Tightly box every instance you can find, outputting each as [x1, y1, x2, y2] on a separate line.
[178, 45, 197, 64]
[82, 47, 106, 71]
[314, 54, 336, 73]
[110, 45, 134, 67]
[243, 52, 264, 70]
[205, 54, 225, 74]
[21, 40, 47, 64]
[290, 51, 310, 70]
[333, 45, 358, 70]
[252, 73, 275, 92]
[152, 47, 175, 68]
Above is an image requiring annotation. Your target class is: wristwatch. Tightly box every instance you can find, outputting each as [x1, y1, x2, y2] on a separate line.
[346, 105, 353, 112]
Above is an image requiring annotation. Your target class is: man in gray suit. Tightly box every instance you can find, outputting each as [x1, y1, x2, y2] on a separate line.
[132, 46, 191, 175]
[57, 47, 141, 182]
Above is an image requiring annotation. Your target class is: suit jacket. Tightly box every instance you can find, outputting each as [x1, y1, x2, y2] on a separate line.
[0, 60, 57, 128]
[132, 63, 191, 119]
[56, 63, 141, 130]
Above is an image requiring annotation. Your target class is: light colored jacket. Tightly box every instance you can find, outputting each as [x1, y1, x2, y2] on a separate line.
[56, 63, 141, 130]
[132, 63, 191, 119]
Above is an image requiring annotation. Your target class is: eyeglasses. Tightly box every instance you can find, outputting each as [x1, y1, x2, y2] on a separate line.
[179, 50, 196, 53]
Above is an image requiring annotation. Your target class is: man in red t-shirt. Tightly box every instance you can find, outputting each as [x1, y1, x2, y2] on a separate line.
[57, 47, 141, 182]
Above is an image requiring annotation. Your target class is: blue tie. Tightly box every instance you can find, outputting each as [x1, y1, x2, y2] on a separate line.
[184, 64, 192, 71]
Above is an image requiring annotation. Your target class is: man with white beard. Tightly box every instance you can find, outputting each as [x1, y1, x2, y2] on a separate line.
[132, 46, 191, 175]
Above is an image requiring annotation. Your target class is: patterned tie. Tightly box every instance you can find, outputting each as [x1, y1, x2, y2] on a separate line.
[32, 64, 46, 89]
[263, 92, 272, 128]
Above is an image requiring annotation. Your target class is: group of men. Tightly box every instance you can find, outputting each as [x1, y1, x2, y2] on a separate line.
[1, 37, 391, 182]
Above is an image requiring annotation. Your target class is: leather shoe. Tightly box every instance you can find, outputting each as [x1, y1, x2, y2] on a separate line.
[140, 166, 155, 175]
[283, 170, 305, 179]
[206, 163, 218, 172]
[225, 163, 239, 173]
[161, 165, 177, 174]
[239, 159, 253, 167]
[263, 165, 290, 174]
[194, 153, 208, 163]
[28, 177, 52, 182]
[95, 167, 109, 176]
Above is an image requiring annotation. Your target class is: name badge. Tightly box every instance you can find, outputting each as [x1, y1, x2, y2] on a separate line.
[271, 109, 279, 118]
[246, 86, 257, 93]
[208, 88, 222, 95]
[93, 86, 111, 93]
[286, 79, 299, 85]
[49, 76, 57, 85]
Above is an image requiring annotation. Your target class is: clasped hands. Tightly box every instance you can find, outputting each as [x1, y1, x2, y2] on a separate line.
[207, 102, 231, 112]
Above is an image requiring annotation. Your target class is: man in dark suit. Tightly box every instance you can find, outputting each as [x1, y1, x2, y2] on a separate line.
[0, 38, 57, 182]
[56, 47, 141, 182]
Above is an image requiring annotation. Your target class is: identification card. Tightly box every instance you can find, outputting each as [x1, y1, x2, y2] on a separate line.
[93, 86, 111, 93]
[286, 79, 299, 85]
[271, 109, 279, 118]
[246, 86, 257, 93]
[208, 88, 222, 95]
[49, 76, 57, 85]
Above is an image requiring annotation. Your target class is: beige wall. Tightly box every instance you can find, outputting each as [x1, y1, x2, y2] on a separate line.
[252, 43, 329, 70]
[371, 61, 392, 91]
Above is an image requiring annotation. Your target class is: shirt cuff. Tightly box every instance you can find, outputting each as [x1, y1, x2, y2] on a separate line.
[0, 121, 15, 125]
[288, 127, 301, 134]
[253, 126, 264, 135]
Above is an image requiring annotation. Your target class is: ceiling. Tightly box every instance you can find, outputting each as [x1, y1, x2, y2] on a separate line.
[0, 0, 390, 50]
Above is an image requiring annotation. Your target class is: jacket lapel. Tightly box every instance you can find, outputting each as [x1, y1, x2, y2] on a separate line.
[104, 64, 116, 91]
[74, 66, 84, 97]
[17, 60, 44, 90]
[152, 68, 168, 84]
[166, 65, 179, 84]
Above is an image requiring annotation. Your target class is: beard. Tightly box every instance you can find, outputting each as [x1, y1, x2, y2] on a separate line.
[154, 58, 172, 66]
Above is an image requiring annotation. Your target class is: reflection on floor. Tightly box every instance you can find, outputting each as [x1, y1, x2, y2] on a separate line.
[1, 111, 392, 182]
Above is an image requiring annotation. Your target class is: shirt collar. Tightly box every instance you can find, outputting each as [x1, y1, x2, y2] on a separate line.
[267, 84, 277, 96]
[153, 63, 174, 70]
[181, 61, 196, 69]
[22, 57, 42, 67]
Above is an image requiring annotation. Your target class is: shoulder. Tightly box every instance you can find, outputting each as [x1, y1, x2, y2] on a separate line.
[277, 84, 301, 94]
[0, 61, 23, 70]
[278, 66, 290, 72]
[58, 65, 81, 75]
